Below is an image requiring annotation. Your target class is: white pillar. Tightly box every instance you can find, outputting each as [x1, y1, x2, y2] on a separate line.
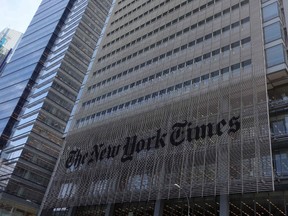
[153, 199, 164, 216]
[220, 195, 229, 216]
[105, 203, 115, 216]
[67, 207, 76, 216]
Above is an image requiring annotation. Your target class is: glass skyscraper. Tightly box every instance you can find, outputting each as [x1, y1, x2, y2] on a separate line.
[0, 0, 113, 215]
[39, 0, 288, 215]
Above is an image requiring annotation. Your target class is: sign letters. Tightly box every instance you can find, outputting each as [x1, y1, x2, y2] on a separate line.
[65, 116, 240, 170]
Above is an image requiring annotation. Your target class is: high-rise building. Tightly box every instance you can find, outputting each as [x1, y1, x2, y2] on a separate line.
[0, 28, 22, 73]
[0, 0, 113, 215]
[40, 0, 288, 215]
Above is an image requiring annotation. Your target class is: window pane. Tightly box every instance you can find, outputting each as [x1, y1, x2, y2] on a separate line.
[265, 44, 285, 67]
[264, 22, 282, 43]
[262, 3, 279, 22]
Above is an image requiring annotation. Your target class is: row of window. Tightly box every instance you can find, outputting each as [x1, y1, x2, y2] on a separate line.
[103, 0, 230, 49]
[98, 16, 250, 63]
[92, 34, 250, 92]
[113, 0, 152, 19]
[95, 23, 251, 78]
[118, 0, 127, 6]
[86, 57, 252, 108]
[112, 0, 173, 27]
[261, 2, 287, 68]
[88, 37, 251, 97]
[85, 38, 250, 107]
[102, 0, 249, 52]
[77, 59, 252, 128]
[107, 0, 218, 37]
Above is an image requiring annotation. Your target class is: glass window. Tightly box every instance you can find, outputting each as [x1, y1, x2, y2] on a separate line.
[192, 77, 200, 84]
[211, 70, 219, 78]
[167, 86, 174, 93]
[271, 120, 286, 135]
[264, 22, 282, 43]
[184, 80, 191, 87]
[262, 2, 279, 22]
[221, 67, 229, 74]
[266, 44, 285, 67]
[274, 152, 288, 177]
[201, 74, 209, 81]
[0, 118, 9, 134]
[0, 81, 28, 104]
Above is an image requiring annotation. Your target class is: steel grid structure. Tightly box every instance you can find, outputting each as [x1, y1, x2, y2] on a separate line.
[42, 66, 273, 209]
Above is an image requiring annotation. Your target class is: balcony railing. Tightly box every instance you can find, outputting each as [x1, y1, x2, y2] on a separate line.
[269, 98, 288, 113]
[270, 131, 288, 144]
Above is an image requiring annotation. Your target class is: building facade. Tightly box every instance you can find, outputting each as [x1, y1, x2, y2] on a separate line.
[40, 0, 288, 215]
[0, 0, 113, 215]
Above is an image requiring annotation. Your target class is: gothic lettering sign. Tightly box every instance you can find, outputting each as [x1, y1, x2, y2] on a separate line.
[65, 116, 240, 170]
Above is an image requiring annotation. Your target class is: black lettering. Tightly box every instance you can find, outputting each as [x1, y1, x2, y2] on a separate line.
[170, 121, 187, 146]
[187, 122, 193, 142]
[74, 149, 82, 168]
[65, 149, 79, 168]
[107, 145, 121, 159]
[228, 116, 241, 134]
[155, 129, 167, 148]
[216, 119, 227, 136]
[195, 123, 214, 140]
[81, 152, 88, 165]
[87, 150, 94, 165]
[121, 135, 137, 162]
[146, 136, 155, 151]
[93, 144, 103, 162]
[136, 139, 145, 153]
[100, 148, 107, 160]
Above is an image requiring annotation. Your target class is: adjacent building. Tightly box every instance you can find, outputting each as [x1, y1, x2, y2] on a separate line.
[0, 28, 22, 73]
[0, 0, 113, 215]
[39, 0, 288, 215]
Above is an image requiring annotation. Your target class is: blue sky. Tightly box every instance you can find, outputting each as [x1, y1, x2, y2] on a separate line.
[0, 0, 42, 33]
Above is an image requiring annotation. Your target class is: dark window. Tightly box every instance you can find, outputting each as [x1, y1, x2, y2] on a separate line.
[192, 77, 200, 84]
[186, 59, 193, 65]
[163, 69, 169, 75]
[149, 75, 155, 80]
[242, 59, 251, 67]
[205, 33, 212, 40]
[201, 74, 209, 81]
[167, 86, 174, 93]
[203, 53, 211, 59]
[195, 56, 202, 62]
[152, 92, 158, 98]
[231, 21, 240, 28]
[197, 37, 203, 43]
[231, 41, 240, 48]
[184, 80, 192, 86]
[221, 67, 229, 74]
[231, 63, 240, 71]
[178, 63, 185, 69]
[211, 70, 219, 77]
[241, 37, 251, 45]
[221, 45, 230, 52]
[213, 29, 221, 37]
[188, 41, 195, 47]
